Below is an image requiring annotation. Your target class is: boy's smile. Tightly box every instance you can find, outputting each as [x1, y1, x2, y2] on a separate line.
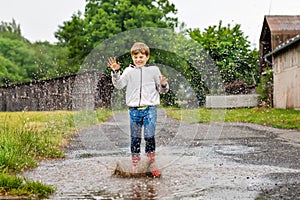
[131, 52, 149, 67]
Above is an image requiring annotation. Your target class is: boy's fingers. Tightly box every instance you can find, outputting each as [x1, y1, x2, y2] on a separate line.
[160, 76, 168, 84]
[107, 57, 121, 71]
[107, 57, 116, 67]
[107, 57, 112, 66]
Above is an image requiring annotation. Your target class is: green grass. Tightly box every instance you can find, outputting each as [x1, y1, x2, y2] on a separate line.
[0, 173, 54, 198]
[0, 109, 112, 198]
[166, 107, 300, 130]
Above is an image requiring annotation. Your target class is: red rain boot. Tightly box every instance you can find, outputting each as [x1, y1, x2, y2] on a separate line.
[132, 155, 141, 167]
[146, 153, 161, 177]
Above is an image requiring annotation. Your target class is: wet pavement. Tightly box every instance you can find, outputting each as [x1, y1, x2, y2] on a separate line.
[24, 109, 300, 199]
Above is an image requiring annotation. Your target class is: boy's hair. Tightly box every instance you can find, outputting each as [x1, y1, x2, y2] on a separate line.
[130, 42, 150, 56]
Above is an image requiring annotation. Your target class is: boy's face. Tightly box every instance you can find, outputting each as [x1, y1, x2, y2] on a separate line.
[131, 52, 149, 67]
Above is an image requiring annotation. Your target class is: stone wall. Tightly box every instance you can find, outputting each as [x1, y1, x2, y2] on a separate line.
[205, 94, 259, 109]
[0, 72, 113, 111]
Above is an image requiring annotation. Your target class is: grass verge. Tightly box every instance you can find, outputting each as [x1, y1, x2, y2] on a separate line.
[0, 109, 112, 198]
[0, 173, 54, 198]
[166, 107, 300, 130]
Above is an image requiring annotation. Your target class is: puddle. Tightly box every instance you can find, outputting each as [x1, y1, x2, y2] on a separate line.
[214, 145, 263, 155]
[23, 146, 300, 200]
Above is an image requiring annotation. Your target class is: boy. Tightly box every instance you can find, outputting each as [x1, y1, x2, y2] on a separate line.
[108, 42, 168, 177]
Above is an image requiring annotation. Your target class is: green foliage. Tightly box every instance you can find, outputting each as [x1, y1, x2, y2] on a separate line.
[189, 21, 259, 88]
[0, 55, 23, 84]
[151, 47, 207, 106]
[161, 89, 178, 107]
[55, 0, 179, 70]
[256, 68, 273, 107]
[0, 19, 21, 36]
[0, 37, 37, 84]
[0, 20, 69, 85]
[0, 20, 38, 84]
[31, 41, 71, 79]
[148, 32, 219, 106]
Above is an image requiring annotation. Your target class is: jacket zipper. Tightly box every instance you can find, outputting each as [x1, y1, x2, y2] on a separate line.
[138, 67, 142, 107]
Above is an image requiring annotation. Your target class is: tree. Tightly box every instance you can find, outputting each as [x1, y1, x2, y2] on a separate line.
[0, 19, 21, 35]
[0, 20, 69, 85]
[55, 0, 178, 72]
[189, 21, 258, 89]
[0, 55, 22, 84]
[31, 41, 70, 79]
[0, 37, 38, 84]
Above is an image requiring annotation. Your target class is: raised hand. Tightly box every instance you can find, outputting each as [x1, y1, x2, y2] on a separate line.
[160, 75, 168, 86]
[107, 57, 121, 71]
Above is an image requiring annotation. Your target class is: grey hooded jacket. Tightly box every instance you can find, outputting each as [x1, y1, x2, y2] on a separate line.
[111, 64, 169, 107]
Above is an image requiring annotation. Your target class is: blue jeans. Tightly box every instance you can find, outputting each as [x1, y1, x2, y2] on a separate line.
[129, 106, 157, 157]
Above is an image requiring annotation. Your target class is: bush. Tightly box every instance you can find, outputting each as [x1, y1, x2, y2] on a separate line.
[256, 69, 273, 107]
[224, 81, 255, 95]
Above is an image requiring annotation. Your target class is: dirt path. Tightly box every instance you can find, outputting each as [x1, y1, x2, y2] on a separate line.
[24, 109, 300, 199]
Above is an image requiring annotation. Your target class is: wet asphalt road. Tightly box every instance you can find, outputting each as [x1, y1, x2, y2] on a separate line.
[24, 109, 300, 199]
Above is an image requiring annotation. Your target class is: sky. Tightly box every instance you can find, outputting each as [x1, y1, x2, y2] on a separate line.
[0, 0, 300, 48]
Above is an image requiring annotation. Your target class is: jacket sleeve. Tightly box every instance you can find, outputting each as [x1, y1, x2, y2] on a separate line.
[111, 69, 127, 89]
[155, 67, 169, 94]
